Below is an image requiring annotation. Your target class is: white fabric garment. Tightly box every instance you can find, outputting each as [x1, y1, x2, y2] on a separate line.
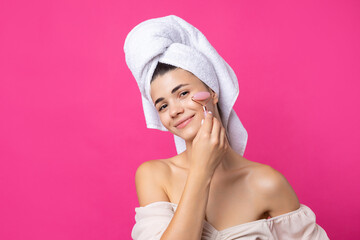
[124, 15, 248, 156]
[131, 201, 330, 240]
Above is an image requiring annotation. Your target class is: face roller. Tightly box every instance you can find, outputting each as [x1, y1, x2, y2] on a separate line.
[191, 91, 211, 117]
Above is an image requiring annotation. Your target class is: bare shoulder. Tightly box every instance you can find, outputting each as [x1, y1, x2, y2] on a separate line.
[135, 159, 171, 207]
[247, 162, 300, 217]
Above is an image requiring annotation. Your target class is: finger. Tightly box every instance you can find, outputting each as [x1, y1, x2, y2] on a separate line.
[197, 111, 209, 138]
[201, 110, 213, 134]
[219, 125, 225, 148]
[211, 117, 221, 142]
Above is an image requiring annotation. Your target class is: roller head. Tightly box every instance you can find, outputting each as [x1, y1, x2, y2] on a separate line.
[191, 91, 210, 101]
[191, 91, 210, 117]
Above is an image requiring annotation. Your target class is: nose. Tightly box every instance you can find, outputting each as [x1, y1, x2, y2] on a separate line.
[169, 101, 184, 118]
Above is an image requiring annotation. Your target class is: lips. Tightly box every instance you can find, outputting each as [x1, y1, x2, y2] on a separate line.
[175, 115, 195, 128]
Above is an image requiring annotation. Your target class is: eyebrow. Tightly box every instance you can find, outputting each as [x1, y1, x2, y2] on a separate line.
[154, 83, 190, 107]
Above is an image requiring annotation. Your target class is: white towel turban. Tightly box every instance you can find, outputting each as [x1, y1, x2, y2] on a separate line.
[124, 15, 248, 156]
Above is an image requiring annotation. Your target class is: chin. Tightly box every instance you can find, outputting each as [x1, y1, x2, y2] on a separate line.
[173, 125, 200, 142]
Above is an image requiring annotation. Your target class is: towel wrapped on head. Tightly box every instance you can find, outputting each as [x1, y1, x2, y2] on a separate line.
[123, 15, 248, 156]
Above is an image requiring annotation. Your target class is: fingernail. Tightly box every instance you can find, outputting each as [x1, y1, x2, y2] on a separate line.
[208, 111, 212, 115]
[201, 119, 204, 125]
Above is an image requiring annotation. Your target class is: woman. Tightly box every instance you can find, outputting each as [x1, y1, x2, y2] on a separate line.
[124, 15, 329, 240]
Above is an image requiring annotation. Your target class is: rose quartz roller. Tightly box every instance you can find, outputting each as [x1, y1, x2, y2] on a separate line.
[191, 91, 211, 117]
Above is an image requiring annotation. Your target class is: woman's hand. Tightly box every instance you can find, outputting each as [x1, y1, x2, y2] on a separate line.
[190, 111, 230, 177]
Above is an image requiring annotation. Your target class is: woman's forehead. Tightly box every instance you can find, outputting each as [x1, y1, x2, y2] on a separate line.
[151, 69, 203, 94]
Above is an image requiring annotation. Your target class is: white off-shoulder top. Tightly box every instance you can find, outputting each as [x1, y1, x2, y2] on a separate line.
[131, 201, 329, 240]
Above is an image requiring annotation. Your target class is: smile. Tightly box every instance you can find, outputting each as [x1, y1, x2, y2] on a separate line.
[176, 115, 195, 129]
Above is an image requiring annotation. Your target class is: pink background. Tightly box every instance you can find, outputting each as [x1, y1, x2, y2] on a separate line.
[1, 0, 359, 239]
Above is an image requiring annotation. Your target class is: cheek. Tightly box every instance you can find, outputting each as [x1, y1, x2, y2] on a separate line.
[183, 96, 204, 109]
[158, 115, 171, 128]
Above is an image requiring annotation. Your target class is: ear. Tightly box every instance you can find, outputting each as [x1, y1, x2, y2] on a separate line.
[211, 90, 219, 105]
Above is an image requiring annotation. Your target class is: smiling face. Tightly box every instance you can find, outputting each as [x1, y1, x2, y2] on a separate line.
[150, 67, 220, 141]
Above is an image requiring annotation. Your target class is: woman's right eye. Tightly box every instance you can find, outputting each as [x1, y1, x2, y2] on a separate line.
[159, 104, 167, 111]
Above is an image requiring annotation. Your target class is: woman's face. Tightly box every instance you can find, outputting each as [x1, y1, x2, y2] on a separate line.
[150, 68, 218, 141]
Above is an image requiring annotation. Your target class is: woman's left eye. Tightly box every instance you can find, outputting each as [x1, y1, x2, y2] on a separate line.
[180, 91, 189, 97]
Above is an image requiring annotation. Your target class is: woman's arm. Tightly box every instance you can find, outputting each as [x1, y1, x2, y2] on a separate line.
[135, 112, 228, 240]
[160, 170, 212, 240]
[135, 160, 212, 240]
